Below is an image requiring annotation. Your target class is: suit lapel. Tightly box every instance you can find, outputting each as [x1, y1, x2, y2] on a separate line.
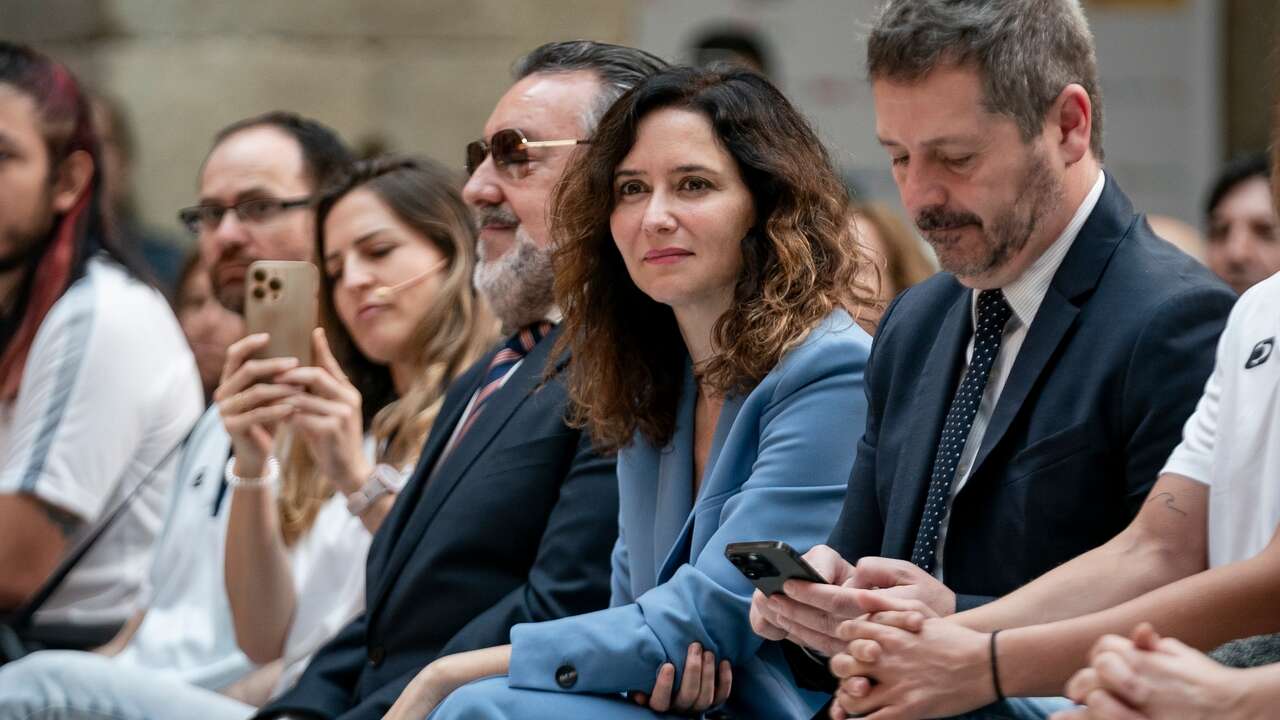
[966, 174, 1131, 482]
[365, 344, 493, 613]
[369, 326, 564, 615]
[882, 291, 971, 557]
[966, 287, 1078, 479]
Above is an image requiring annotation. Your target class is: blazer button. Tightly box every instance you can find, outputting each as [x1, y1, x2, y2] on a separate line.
[368, 646, 385, 667]
[555, 664, 578, 689]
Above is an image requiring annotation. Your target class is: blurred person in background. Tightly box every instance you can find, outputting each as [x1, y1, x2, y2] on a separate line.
[173, 252, 244, 402]
[690, 26, 774, 77]
[1204, 152, 1277, 295]
[0, 111, 353, 719]
[853, 201, 936, 303]
[0, 41, 201, 646]
[91, 93, 187, 296]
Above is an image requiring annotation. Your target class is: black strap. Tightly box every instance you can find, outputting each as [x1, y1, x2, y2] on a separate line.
[4, 417, 200, 630]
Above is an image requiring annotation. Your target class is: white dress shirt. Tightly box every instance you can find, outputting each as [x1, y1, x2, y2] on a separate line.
[933, 171, 1106, 576]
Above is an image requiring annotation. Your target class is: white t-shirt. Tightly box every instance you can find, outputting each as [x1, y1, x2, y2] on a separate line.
[0, 256, 202, 626]
[117, 407, 251, 691]
[121, 416, 372, 697]
[1162, 271, 1280, 569]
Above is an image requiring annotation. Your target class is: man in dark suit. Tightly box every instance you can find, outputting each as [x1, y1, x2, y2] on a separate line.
[258, 41, 667, 720]
[749, 1, 1234, 714]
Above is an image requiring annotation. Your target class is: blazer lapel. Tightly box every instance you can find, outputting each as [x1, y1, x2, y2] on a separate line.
[656, 388, 745, 583]
[653, 364, 696, 581]
[966, 175, 1130, 481]
[882, 291, 971, 557]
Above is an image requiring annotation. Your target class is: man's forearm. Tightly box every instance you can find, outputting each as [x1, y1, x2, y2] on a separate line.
[1002, 548, 1280, 698]
[957, 475, 1209, 634]
[956, 527, 1195, 633]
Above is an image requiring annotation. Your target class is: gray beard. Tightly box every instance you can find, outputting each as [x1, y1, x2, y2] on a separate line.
[473, 226, 555, 332]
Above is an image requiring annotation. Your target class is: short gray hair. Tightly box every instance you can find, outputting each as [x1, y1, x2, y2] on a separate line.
[867, 0, 1104, 159]
[514, 40, 669, 133]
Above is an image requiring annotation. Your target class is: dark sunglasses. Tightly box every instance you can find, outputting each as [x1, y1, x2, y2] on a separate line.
[177, 197, 312, 236]
[465, 128, 589, 179]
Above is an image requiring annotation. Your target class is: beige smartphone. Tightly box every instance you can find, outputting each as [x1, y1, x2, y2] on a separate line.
[243, 260, 319, 365]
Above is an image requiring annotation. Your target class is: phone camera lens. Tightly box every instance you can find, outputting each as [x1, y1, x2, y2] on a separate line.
[268, 278, 282, 291]
[745, 570, 760, 579]
[252, 286, 266, 300]
[253, 269, 267, 282]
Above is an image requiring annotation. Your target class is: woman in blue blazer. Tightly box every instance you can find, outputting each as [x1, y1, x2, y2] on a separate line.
[387, 66, 879, 719]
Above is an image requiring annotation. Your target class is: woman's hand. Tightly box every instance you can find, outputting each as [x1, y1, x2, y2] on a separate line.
[385, 646, 513, 720]
[629, 642, 732, 715]
[385, 661, 455, 720]
[215, 333, 299, 477]
[277, 328, 370, 495]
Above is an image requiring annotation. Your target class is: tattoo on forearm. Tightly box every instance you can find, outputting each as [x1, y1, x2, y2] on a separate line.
[1146, 492, 1188, 517]
[39, 502, 83, 538]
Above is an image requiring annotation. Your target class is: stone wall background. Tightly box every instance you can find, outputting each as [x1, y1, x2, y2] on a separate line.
[4, 0, 1276, 245]
[5, 0, 632, 247]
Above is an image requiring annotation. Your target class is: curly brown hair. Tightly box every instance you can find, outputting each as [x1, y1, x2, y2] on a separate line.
[550, 66, 878, 452]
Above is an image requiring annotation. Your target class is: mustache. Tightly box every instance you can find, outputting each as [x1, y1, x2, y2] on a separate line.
[476, 206, 519, 227]
[915, 206, 983, 233]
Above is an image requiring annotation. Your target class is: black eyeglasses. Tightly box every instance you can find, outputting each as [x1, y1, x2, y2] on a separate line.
[465, 128, 589, 179]
[177, 197, 312, 236]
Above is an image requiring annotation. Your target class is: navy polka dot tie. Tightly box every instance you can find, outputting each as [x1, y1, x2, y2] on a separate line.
[910, 289, 1013, 574]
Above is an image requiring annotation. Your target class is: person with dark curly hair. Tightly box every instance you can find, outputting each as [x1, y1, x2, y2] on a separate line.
[385, 65, 878, 720]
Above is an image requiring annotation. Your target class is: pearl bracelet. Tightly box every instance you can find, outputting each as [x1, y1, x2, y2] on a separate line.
[225, 456, 280, 490]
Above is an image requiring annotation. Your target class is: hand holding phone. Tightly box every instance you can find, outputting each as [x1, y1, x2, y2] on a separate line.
[725, 541, 829, 596]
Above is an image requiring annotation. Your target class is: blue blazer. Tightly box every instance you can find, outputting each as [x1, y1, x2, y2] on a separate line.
[506, 310, 871, 718]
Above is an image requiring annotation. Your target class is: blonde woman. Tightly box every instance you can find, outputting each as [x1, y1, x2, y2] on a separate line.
[215, 155, 494, 707]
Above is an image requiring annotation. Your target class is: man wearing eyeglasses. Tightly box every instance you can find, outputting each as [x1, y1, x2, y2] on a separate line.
[250, 40, 666, 720]
[0, 111, 353, 719]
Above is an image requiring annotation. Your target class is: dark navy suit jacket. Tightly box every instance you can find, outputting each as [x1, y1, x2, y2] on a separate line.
[259, 326, 619, 719]
[795, 176, 1234, 690]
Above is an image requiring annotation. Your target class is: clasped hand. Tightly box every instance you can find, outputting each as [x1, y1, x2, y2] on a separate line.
[826, 596, 993, 720]
[1052, 623, 1254, 720]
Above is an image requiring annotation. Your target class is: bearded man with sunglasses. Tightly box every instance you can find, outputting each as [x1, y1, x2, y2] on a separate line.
[250, 40, 667, 720]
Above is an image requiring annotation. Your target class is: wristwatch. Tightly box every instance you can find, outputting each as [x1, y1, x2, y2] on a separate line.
[346, 463, 406, 517]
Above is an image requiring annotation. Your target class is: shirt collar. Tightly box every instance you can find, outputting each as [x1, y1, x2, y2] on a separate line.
[972, 170, 1105, 330]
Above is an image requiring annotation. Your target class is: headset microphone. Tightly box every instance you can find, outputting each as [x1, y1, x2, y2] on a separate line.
[369, 258, 447, 301]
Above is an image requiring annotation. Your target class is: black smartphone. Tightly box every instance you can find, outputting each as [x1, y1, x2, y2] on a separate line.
[724, 541, 829, 596]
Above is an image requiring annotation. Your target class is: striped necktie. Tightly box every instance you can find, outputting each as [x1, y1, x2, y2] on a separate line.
[445, 321, 553, 454]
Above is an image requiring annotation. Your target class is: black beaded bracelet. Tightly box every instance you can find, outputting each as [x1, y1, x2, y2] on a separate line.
[990, 629, 1007, 703]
